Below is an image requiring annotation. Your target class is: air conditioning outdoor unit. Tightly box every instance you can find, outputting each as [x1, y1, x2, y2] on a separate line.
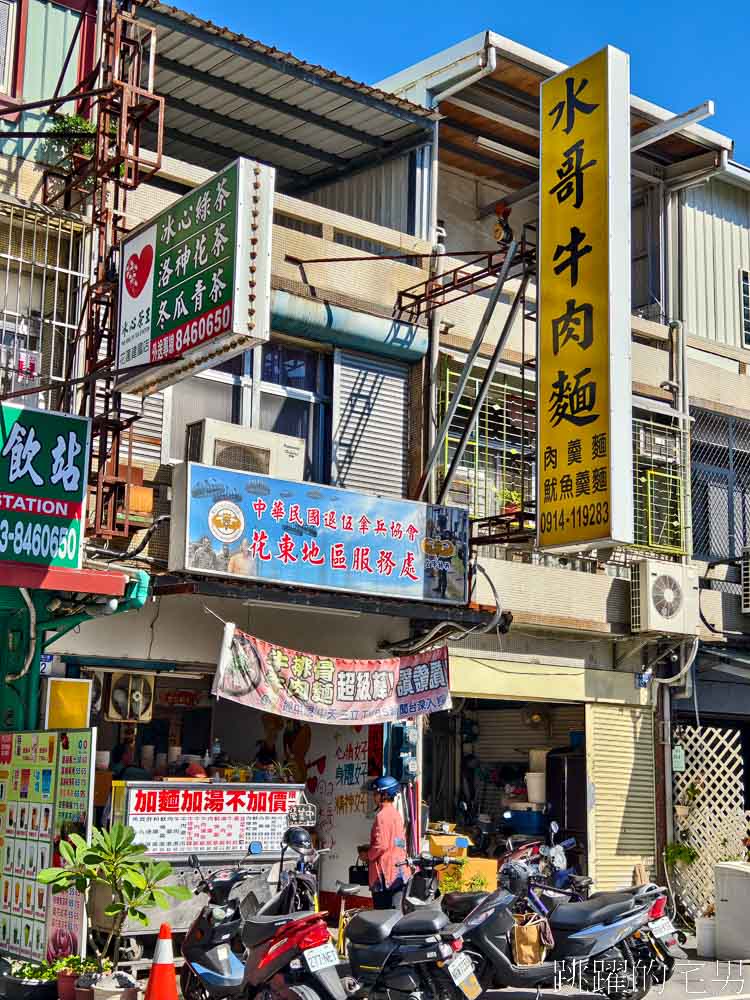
[630, 559, 699, 636]
[741, 547, 750, 614]
[637, 425, 680, 465]
[185, 419, 305, 481]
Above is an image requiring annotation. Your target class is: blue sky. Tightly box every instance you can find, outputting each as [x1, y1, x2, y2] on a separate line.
[174, 0, 749, 162]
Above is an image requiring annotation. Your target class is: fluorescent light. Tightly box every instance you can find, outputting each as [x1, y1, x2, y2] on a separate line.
[476, 136, 539, 168]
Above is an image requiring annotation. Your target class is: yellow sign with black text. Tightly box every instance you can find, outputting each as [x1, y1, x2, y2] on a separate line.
[537, 47, 633, 550]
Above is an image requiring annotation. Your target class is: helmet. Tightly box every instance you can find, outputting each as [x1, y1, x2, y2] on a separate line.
[370, 775, 400, 799]
[283, 826, 312, 854]
[499, 861, 529, 897]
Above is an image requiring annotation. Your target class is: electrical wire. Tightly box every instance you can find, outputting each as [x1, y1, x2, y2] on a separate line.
[85, 514, 170, 563]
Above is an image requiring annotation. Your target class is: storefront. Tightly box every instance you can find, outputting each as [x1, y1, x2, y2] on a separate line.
[424, 653, 657, 892]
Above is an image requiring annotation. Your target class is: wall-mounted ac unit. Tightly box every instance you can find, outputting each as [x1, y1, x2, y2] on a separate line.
[630, 559, 699, 636]
[741, 547, 750, 614]
[637, 425, 680, 465]
[184, 419, 305, 481]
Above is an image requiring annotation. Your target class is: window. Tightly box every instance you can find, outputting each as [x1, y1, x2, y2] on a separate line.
[691, 407, 750, 560]
[0, 0, 17, 96]
[742, 270, 750, 348]
[166, 340, 331, 482]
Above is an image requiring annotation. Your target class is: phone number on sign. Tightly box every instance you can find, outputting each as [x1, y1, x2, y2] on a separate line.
[540, 501, 610, 535]
[170, 303, 233, 356]
[0, 520, 78, 560]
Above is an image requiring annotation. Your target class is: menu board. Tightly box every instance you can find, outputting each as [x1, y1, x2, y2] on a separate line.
[0, 730, 94, 961]
[125, 783, 309, 857]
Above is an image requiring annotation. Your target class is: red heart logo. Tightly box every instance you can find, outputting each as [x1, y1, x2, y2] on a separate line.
[124, 244, 154, 299]
[306, 777, 318, 794]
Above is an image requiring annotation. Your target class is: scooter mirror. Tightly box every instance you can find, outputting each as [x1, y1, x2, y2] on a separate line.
[188, 854, 200, 869]
[248, 841, 263, 855]
[550, 821, 559, 835]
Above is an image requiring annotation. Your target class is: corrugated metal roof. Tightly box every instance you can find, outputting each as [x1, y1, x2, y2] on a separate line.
[136, 0, 435, 194]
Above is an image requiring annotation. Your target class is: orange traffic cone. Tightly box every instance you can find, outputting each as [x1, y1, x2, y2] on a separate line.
[144, 923, 179, 1000]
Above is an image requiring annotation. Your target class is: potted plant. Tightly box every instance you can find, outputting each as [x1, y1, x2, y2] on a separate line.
[0, 959, 57, 1000]
[664, 840, 698, 872]
[38, 823, 191, 1000]
[53, 958, 110, 1000]
[675, 782, 701, 821]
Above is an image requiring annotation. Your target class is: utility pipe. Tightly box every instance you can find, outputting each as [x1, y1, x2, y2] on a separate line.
[428, 38, 497, 107]
[7, 589, 37, 683]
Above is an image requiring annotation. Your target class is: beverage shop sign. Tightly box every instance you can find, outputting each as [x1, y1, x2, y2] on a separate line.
[169, 462, 469, 604]
[537, 47, 633, 550]
[0, 404, 90, 570]
[116, 158, 274, 396]
[125, 782, 308, 857]
[215, 623, 451, 725]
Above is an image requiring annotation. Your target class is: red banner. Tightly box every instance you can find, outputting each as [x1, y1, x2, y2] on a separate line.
[213, 623, 451, 724]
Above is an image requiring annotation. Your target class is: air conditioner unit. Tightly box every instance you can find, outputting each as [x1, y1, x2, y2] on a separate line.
[105, 672, 155, 724]
[630, 559, 699, 636]
[637, 425, 680, 465]
[742, 547, 750, 614]
[184, 419, 305, 481]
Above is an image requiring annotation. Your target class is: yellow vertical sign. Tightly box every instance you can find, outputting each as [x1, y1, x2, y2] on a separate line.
[538, 47, 633, 550]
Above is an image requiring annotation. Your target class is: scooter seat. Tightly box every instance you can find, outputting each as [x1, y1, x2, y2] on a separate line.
[550, 893, 635, 931]
[242, 909, 318, 947]
[336, 881, 363, 896]
[442, 892, 489, 920]
[393, 907, 450, 936]
[346, 910, 402, 944]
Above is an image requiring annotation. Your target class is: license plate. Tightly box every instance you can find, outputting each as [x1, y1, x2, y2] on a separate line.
[304, 942, 338, 972]
[447, 955, 481, 999]
[649, 917, 676, 938]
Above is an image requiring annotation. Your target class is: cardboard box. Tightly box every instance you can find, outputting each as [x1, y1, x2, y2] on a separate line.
[428, 833, 473, 859]
[437, 857, 498, 893]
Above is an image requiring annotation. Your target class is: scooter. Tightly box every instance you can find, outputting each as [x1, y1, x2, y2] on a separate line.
[451, 863, 684, 1000]
[181, 842, 346, 1000]
[344, 905, 482, 1000]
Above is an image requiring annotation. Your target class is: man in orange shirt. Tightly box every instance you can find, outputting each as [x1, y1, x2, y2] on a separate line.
[361, 775, 408, 909]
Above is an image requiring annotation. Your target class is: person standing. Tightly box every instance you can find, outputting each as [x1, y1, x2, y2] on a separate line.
[360, 775, 408, 909]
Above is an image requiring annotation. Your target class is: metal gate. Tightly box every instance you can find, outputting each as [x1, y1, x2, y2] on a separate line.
[671, 724, 750, 917]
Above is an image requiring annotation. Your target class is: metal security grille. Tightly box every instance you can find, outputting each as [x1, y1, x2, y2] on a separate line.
[437, 355, 536, 519]
[632, 413, 688, 556]
[691, 407, 750, 561]
[0, 198, 89, 409]
[742, 270, 750, 348]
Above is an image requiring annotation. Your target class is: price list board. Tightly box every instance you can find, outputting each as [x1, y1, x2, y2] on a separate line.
[0, 729, 94, 962]
[125, 783, 307, 857]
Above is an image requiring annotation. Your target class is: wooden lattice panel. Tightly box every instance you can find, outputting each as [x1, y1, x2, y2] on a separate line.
[672, 725, 749, 917]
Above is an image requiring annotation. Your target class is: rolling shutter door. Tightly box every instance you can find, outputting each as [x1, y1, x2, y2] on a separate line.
[587, 703, 656, 890]
[332, 349, 408, 498]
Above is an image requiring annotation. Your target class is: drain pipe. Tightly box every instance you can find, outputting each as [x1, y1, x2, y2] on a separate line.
[7, 589, 37, 683]
[429, 36, 497, 107]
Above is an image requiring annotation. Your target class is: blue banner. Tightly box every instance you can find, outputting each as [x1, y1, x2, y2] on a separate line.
[178, 463, 469, 604]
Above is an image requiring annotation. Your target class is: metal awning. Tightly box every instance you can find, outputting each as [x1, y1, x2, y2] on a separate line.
[135, 0, 436, 195]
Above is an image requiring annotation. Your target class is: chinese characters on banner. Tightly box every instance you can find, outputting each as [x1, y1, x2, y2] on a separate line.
[538, 48, 633, 550]
[0, 404, 90, 570]
[214, 623, 451, 725]
[116, 159, 274, 396]
[170, 462, 469, 605]
[126, 784, 305, 856]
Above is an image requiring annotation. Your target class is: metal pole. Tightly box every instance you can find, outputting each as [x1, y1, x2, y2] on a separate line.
[437, 269, 531, 505]
[416, 240, 518, 500]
